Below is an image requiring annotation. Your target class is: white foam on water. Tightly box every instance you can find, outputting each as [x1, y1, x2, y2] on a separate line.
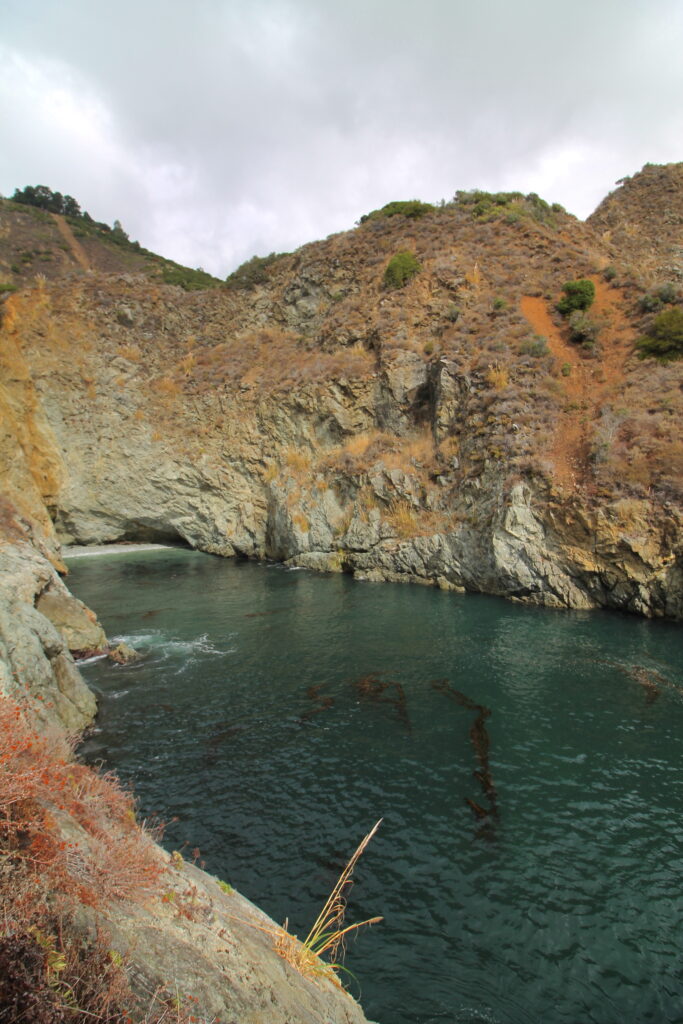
[105, 631, 236, 675]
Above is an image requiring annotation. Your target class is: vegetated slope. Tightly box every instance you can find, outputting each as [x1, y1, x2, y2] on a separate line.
[0, 197, 220, 289]
[1, 165, 682, 617]
[588, 161, 683, 282]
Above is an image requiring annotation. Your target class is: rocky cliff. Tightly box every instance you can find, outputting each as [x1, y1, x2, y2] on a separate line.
[1, 163, 682, 618]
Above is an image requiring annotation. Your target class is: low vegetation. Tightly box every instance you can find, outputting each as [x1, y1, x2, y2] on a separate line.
[635, 307, 683, 362]
[225, 252, 284, 290]
[453, 189, 564, 226]
[557, 279, 596, 315]
[275, 820, 382, 986]
[160, 263, 219, 291]
[360, 200, 435, 223]
[383, 251, 421, 289]
[0, 695, 208, 1023]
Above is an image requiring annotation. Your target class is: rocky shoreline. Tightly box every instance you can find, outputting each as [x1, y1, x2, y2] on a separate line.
[0, 535, 375, 1023]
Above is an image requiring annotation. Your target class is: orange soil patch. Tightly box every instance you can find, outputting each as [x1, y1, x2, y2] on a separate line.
[520, 278, 633, 495]
[51, 213, 92, 273]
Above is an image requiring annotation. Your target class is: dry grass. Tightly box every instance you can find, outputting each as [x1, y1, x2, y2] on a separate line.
[275, 820, 382, 987]
[485, 362, 509, 390]
[283, 448, 313, 478]
[0, 696, 219, 1023]
[384, 499, 419, 538]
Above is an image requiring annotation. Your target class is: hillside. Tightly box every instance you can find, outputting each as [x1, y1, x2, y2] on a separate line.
[1, 163, 682, 621]
[0, 195, 220, 290]
[588, 161, 683, 282]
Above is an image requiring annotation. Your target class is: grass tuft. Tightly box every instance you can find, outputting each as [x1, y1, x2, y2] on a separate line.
[275, 820, 383, 986]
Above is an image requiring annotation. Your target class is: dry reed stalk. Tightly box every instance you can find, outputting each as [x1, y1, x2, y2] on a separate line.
[275, 819, 383, 985]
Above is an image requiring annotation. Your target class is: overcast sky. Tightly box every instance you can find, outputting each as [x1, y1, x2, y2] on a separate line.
[1, 0, 681, 277]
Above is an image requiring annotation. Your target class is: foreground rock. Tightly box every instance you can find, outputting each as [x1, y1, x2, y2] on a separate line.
[0, 533, 375, 1023]
[0, 539, 98, 732]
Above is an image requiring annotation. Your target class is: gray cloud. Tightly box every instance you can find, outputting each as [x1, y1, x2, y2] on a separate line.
[1, 0, 681, 275]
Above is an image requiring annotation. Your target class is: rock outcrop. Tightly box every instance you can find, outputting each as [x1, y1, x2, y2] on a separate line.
[0, 539, 98, 732]
[0, 532, 375, 1023]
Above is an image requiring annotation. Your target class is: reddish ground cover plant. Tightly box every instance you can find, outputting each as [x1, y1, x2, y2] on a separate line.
[0, 696, 211, 1022]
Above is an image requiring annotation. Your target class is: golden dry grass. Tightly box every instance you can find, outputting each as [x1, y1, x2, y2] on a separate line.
[274, 820, 383, 986]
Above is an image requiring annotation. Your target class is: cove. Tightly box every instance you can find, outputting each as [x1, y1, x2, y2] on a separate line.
[67, 548, 683, 1024]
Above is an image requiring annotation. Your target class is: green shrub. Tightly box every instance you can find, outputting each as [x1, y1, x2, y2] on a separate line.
[561, 362, 572, 376]
[639, 292, 662, 313]
[360, 200, 435, 223]
[383, 251, 421, 289]
[225, 252, 282, 290]
[657, 282, 678, 304]
[557, 279, 595, 315]
[603, 265, 617, 282]
[635, 307, 683, 362]
[161, 264, 219, 291]
[453, 189, 558, 226]
[0, 282, 17, 294]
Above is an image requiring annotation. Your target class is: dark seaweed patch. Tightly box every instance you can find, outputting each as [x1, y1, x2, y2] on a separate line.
[351, 672, 411, 732]
[431, 679, 498, 832]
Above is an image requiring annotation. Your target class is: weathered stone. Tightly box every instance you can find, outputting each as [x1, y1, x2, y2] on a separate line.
[0, 541, 97, 732]
[108, 642, 140, 664]
[36, 587, 108, 655]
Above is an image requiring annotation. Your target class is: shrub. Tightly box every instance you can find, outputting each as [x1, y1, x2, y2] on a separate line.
[639, 292, 662, 313]
[161, 264, 218, 291]
[657, 282, 678, 304]
[383, 251, 421, 289]
[603, 265, 617, 282]
[557, 279, 595, 315]
[635, 307, 683, 362]
[520, 336, 549, 358]
[360, 199, 435, 223]
[568, 310, 600, 346]
[225, 252, 282, 290]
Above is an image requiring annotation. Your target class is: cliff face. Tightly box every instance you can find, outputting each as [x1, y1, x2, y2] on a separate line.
[1, 163, 682, 622]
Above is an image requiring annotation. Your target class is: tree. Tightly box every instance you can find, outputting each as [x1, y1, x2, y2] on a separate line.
[11, 185, 81, 217]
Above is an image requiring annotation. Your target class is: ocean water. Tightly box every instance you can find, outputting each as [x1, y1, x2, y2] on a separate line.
[67, 548, 683, 1024]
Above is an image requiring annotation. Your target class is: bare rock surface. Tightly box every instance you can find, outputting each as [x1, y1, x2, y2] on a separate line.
[0, 541, 98, 732]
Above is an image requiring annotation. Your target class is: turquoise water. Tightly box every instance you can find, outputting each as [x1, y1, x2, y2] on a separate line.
[67, 549, 683, 1024]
